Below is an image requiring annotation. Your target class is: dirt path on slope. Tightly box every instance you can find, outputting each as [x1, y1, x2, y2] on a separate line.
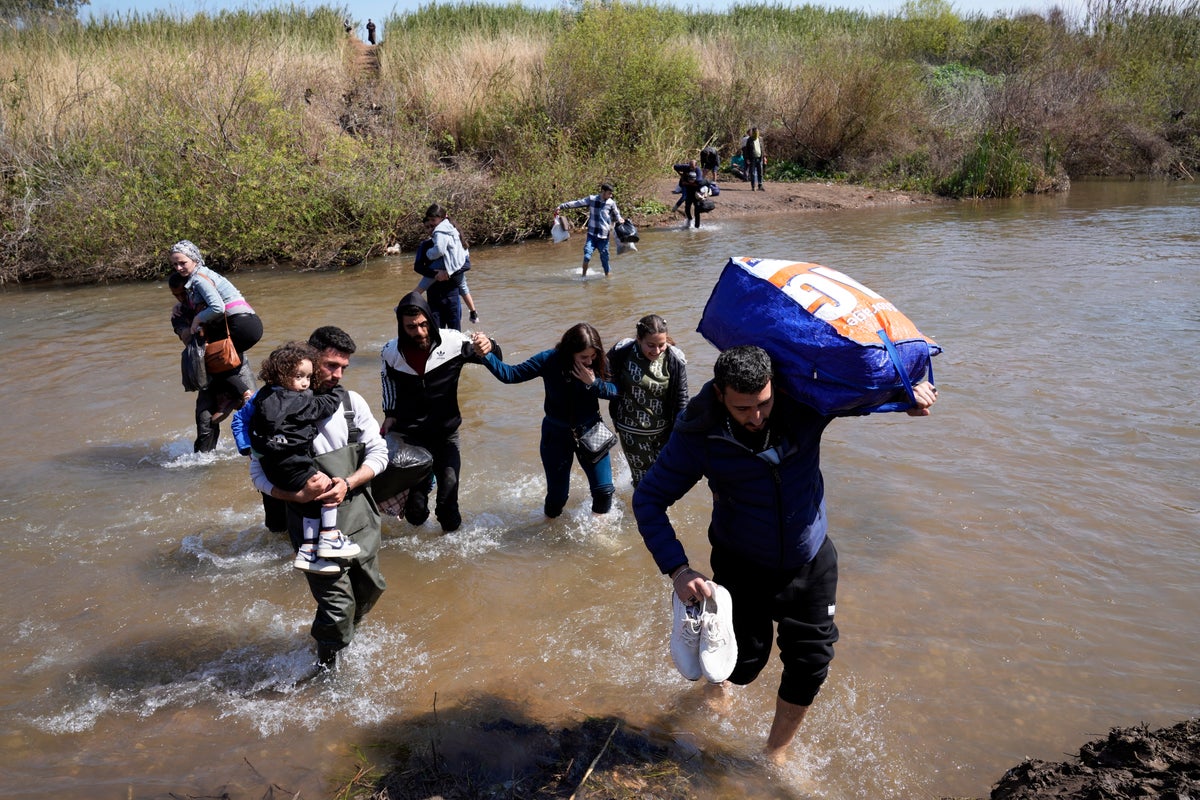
[345, 34, 379, 82]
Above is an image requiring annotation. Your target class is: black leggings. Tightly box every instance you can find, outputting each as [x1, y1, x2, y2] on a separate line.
[711, 535, 840, 707]
[205, 312, 263, 396]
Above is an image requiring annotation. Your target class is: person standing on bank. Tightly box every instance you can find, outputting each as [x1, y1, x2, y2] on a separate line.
[556, 183, 626, 277]
[169, 240, 264, 405]
[741, 126, 765, 191]
[607, 314, 688, 487]
[480, 323, 618, 517]
[632, 345, 937, 762]
[249, 326, 388, 672]
[380, 292, 499, 533]
[699, 145, 720, 182]
[365, 18, 376, 44]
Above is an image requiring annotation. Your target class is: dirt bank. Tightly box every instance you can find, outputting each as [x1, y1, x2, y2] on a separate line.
[333, 715, 1199, 799]
[986, 719, 1200, 800]
[634, 175, 947, 230]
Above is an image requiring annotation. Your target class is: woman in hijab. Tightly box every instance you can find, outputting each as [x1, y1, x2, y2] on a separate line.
[169, 240, 264, 402]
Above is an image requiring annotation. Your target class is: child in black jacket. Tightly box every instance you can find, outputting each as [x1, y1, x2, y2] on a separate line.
[250, 342, 360, 573]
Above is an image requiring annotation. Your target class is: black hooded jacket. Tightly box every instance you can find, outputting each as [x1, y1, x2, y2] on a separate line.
[379, 291, 500, 440]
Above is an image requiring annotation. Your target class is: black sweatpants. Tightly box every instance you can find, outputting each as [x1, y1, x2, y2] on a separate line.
[710, 535, 839, 707]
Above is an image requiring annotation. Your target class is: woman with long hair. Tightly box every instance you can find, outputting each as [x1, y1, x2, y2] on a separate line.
[480, 322, 618, 517]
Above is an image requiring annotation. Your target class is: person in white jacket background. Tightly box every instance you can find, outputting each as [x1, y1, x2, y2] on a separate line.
[414, 203, 480, 326]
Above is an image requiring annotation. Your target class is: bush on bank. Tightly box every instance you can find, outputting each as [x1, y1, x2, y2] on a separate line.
[0, 0, 1197, 283]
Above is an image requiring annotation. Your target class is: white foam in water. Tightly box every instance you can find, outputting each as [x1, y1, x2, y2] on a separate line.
[31, 691, 119, 735]
[28, 614, 430, 738]
[386, 513, 508, 561]
[159, 434, 242, 469]
[178, 526, 291, 570]
[778, 675, 920, 798]
[212, 622, 431, 735]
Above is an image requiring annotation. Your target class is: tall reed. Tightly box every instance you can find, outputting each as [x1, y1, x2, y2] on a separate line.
[1, 0, 1197, 282]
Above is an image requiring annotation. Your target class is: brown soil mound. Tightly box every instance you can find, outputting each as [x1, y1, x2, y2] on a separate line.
[339, 711, 1199, 800]
[983, 719, 1200, 800]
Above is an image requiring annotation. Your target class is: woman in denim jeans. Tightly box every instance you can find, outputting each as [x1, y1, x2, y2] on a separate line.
[480, 322, 618, 517]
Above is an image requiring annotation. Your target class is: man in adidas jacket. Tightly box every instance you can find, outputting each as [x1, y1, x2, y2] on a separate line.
[380, 291, 500, 533]
[633, 345, 937, 762]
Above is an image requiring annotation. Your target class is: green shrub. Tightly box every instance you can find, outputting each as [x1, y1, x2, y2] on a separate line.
[545, 2, 700, 156]
[936, 127, 1038, 197]
[886, 0, 972, 63]
[4, 0, 1200, 282]
[872, 149, 938, 192]
[770, 39, 926, 171]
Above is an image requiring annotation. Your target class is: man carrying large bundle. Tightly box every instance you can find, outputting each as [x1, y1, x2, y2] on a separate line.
[633, 344, 937, 763]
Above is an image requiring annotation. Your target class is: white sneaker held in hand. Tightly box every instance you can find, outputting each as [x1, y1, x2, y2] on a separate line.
[699, 580, 737, 683]
[670, 591, 703, 681]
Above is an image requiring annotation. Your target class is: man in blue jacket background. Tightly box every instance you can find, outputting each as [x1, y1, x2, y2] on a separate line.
[633, 345, 937, 762]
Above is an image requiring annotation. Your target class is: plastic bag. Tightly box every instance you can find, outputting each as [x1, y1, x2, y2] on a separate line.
[181, 334, 208, 391]
[371, 432, 434, 506]
[615, 220, 639, 242]
[551, 214, 571, 243]
[699, 257, 940, 415]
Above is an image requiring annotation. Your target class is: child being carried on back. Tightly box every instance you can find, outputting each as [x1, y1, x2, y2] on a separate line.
[250, 341, 360, 573]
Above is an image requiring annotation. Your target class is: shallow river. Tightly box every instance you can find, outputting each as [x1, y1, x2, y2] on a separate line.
[0, 179, 1196, 799]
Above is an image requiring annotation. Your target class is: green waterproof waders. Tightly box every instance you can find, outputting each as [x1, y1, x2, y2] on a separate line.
[287, 439, 386, 655]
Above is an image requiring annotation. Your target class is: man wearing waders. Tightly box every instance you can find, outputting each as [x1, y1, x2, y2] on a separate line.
[250, 326, 389, 672]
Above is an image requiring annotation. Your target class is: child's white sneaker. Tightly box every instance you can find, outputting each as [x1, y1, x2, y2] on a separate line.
[294, 543, 342, 574]
[316, 529, 360, 559]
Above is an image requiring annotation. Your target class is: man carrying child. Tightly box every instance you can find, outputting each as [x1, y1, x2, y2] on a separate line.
[248, 326, 388, 672]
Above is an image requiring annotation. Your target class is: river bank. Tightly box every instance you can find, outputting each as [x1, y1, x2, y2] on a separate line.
[634, 176, 947, 230]
[8, 2, 1196, 283]
[334, 716, 1200, 799]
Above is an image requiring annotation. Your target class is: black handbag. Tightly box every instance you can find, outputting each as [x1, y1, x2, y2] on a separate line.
[575, 420, 617, 463]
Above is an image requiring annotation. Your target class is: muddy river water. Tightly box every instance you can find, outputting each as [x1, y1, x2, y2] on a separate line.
[0, 179, 1195, 799]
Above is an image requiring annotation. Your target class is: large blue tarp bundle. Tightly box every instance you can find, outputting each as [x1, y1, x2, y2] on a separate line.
[698, 257, 941, 415]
